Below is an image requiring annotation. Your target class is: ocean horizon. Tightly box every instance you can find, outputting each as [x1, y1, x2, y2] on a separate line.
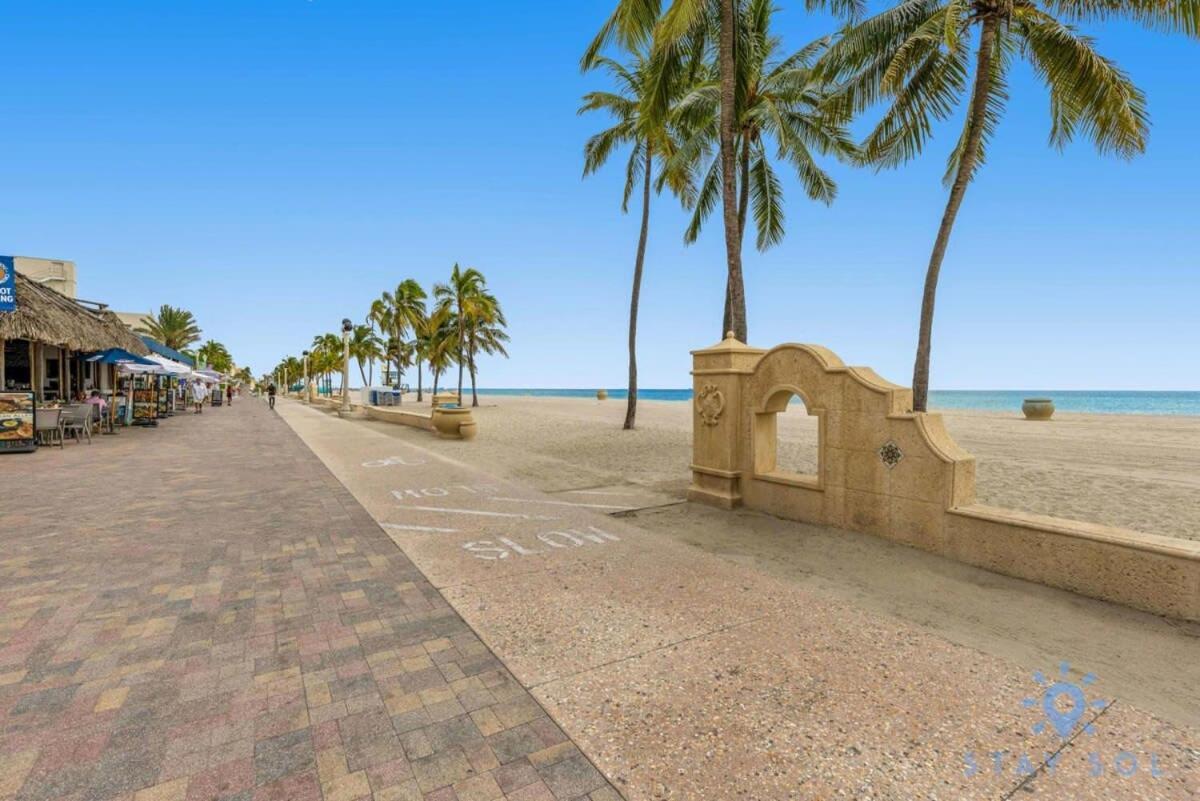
[472, 388, 1200, 416]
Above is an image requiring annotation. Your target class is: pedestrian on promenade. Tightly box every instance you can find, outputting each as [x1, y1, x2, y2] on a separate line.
[192, 380, 207, 414]
[226, 384, 234, 406]
[267, 382, 277, 410]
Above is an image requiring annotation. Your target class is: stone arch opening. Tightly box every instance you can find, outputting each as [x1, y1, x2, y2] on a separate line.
[753, 386, 821, 487]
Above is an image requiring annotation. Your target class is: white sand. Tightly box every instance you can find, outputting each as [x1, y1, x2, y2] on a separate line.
[409, 394, 1200, 541]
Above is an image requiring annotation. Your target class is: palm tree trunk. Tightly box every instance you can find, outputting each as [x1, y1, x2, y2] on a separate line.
[625, 146, 653, 431]
[417, 358, 424, 401]
[469, 354, 479, 407]
[912, 15, 998, 413]
[719, 0, 747, 342]
[457, 346, 464, 402]
[358, 361, 367, 387]
[724, 133, 751, 337]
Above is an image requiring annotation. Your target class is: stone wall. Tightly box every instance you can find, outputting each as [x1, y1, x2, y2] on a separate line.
[689, 334, 1200, 621]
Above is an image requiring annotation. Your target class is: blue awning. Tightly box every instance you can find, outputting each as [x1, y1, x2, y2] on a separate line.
[84, 348, 157, 366]
[140, 336, 196, 366]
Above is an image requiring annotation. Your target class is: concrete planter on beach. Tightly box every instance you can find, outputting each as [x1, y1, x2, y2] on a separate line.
[432, 406, 476, 440]
[596, 389, 608, 400]
[1022, 399, 1055, 420]
[432, 392, 461, 409]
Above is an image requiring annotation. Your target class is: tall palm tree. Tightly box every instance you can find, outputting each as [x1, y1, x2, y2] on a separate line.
[419, 306, 457, 398]
[818, 0, 1191, 411]
[196, 340, 232, 373]
[434, 265, 486, 402]
[348, 325, 383, 387]
[135, 304, 202, 350]
[586, 0, 859, 342]
[581, 50, 694, 429]
[368, 297, 395, 386]
[677, 5, 858, 333]
[464, 312, 509, 408]
[373, 280, 428, 396]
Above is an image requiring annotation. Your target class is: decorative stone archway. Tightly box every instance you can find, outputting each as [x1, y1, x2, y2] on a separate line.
[688, 333, 1200, 622]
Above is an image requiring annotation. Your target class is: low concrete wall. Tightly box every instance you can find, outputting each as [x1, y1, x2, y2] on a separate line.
[689, 335, 1200, 621]
[364, 405, 434, 431]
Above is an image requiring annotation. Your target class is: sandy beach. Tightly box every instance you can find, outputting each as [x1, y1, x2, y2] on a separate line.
[405, 394, 1200, 542]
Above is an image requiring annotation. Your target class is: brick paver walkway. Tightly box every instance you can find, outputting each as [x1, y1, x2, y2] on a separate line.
[0, 400, 619, 801]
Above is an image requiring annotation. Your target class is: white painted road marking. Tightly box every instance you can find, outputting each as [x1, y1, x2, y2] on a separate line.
[462, 527, 621, 560]
[363, 455, 427, 468]
[488, 496, 627, 510]
[382, 523, 460, 533]
[399, 505, 556, 521]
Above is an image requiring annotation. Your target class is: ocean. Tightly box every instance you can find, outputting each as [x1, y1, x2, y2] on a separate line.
[475, 388, 1200, 416]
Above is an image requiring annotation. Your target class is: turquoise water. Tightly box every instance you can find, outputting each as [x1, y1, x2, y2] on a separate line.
[477, 388, 1200, 416]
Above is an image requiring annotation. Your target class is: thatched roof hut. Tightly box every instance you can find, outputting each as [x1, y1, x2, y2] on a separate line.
[0, 272, 149, 355]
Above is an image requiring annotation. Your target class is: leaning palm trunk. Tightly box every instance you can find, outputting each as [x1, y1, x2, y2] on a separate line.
[625, 147, 653, 430]
[719, 0, 747, 342]
[416, 360, 423, 401]
[912, 17, 998, 413]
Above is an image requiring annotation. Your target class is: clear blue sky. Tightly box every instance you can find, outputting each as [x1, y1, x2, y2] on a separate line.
[1, 1, 1196, 390]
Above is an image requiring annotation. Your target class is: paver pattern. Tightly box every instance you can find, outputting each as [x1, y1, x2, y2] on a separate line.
[0, 399, 619, 801]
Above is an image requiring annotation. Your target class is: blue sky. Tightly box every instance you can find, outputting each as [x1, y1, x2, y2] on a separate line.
[1, 1, 1196, 390]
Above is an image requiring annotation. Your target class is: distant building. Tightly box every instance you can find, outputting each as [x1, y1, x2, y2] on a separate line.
[13, 256, 77, 298]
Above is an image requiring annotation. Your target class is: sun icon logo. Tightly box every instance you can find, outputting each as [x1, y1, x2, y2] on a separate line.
[1023, 661, 1109, 740]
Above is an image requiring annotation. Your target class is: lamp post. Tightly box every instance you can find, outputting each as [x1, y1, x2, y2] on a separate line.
[338, 318, 353, 417]
[302, 350, 310, 404]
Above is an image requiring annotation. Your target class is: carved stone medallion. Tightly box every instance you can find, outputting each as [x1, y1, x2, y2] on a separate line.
[696, 384, 725, 427]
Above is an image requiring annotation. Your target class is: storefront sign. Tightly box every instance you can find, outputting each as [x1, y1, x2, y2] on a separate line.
[0, 392, 37, 452]
[0, 256, 15, 312]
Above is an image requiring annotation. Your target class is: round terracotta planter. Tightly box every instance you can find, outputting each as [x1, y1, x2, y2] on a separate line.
[1022, 398, 1055, 420]
[433, 406, 475, 439]
[596, 389, 608, 400]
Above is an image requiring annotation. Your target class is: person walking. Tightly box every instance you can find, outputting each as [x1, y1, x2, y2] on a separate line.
[226, 384, 234, 406]
[191, 380, 207, 414]
[267, 382, 277, 410]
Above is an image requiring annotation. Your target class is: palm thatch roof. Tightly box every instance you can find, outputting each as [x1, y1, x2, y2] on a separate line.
[0, 272, 150, 355]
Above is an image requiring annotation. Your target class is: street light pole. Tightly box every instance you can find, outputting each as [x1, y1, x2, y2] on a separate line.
[302, 350, 310, 404]
[338, 318, 353, 418]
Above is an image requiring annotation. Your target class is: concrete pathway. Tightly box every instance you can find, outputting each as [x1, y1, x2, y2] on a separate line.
[277, 399, 1198, 801]
[0, 399, 619, 801]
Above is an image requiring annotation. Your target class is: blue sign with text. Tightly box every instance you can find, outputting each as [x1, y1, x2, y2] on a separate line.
[0, 256, 15, 312]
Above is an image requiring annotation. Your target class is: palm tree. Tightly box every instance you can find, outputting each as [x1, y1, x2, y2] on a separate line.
[372, 280, 428, 396]
[348, 325, 383, 387]
[368, 298, 394, 386]
[581, 50, 695, 429]
[818, 0, 1190, 411]
[434, 266, 484, 402]
[585, 0, 859, 342]
[464, 311, 509, 408]
[135, 304, 201, 350]
[418, 306, 456, 398]
[196, 340, 232, 373]
[311, 333, 342, 395]
[676, 5, 858, 334]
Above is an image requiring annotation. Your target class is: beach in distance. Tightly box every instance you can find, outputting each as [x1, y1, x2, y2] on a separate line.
[475, 388, 1200, 416]
[404, 392, 1200, 542]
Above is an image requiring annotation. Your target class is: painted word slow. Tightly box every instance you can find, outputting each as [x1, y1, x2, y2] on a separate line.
[462, 526, 620, 560]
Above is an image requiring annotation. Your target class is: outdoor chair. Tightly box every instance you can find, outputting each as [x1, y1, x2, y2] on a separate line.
[61, 404, 93, 444]
[35, 408, 64, 449]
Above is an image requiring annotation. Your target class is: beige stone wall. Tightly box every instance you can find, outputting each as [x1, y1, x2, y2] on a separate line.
[689, 334, 1200, 621]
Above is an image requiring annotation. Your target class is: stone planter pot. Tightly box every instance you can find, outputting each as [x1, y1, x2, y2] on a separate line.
[432, 392, 461, 409]
[596, 389, 608, 400]
[1022, 398, 1055, 421]
[432, 406, 475, 439]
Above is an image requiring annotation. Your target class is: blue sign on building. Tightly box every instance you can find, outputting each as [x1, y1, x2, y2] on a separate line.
[0, 256, 15, 312]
